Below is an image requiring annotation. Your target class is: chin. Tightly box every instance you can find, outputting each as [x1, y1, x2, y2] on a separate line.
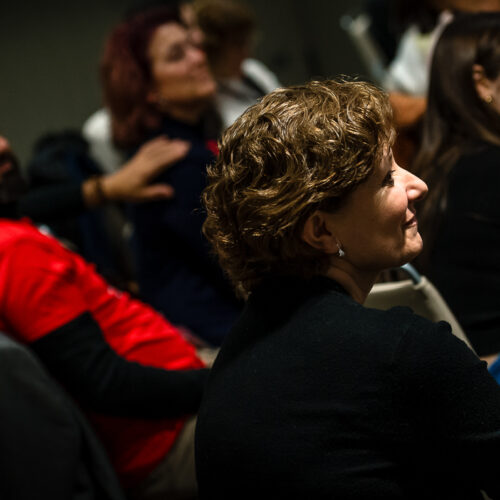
[198, 84, 217, 102]
[400, 241, 423, 266]
[199, 77, 217, 97]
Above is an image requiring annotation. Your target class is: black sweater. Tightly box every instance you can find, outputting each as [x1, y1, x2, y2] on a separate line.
[129, 115, 241, 346]
[195, 275, 500, 499]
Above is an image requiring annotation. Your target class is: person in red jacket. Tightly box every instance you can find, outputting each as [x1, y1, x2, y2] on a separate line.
[0, 134, 207, 500]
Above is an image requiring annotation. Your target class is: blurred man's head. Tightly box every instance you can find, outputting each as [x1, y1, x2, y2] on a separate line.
[0, 136, 28, 204]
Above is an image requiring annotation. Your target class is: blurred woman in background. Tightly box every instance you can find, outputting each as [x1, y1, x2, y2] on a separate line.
[101, 6, 241, 346]
[413, 12, 500, 360]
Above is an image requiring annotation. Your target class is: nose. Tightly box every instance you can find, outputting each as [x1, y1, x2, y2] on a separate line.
[189, 43, 208, 66]
[406, 169, 428, 202]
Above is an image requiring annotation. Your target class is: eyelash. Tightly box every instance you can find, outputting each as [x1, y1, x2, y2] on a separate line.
[167, 48, 184, 62]
[382, 170, 395, 187]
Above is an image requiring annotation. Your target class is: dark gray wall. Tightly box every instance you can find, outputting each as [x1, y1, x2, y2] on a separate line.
[0, 0, 365, 164]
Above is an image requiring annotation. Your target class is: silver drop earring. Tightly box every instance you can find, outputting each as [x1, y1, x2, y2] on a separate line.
[336, 238, 345, 258]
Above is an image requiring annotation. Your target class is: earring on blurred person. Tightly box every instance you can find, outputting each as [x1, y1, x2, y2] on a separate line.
[484, 95, 493, 104]
[336, 238, 345, 258]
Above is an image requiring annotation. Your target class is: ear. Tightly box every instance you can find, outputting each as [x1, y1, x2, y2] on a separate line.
[301, 210, 340, 255]
[472, 64, 494, 102]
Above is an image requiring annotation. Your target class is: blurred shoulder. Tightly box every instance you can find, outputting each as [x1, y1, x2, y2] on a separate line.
[0, 218, 43, 246]
[242, 58, 281, 93]
[362, 303, 453, 341]
[82, 108, 112, 141]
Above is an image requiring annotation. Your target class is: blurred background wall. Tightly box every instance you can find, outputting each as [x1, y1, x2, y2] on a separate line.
[0, 0, 367, 164]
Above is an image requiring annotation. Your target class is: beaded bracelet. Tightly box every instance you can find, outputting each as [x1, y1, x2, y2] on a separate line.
[90, 175, 107, 205]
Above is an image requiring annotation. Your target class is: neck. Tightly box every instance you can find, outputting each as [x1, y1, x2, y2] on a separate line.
[324, 264, 379, 304]
[165, 100, 207, 125]
[214, 61, 243, 80]
[212, 50, 245, 80]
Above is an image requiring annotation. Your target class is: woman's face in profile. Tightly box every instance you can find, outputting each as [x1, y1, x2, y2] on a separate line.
[147, 22, 216, 109]
[327, 150, 428, 272]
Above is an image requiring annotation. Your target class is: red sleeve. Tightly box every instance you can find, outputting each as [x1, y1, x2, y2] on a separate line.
[1, 238, 88, 342]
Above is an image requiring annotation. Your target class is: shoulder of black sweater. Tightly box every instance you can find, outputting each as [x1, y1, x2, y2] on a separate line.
[229, 273, 442, 355]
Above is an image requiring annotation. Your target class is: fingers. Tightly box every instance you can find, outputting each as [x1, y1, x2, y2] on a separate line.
[151, 139, 190, 170]
[101, 136, 189, 203]
[133, 183, 175, 202]
[136, 137, 190, 177]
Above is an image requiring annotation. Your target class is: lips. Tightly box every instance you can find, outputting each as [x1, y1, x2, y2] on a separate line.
[403, 215, 417, 228]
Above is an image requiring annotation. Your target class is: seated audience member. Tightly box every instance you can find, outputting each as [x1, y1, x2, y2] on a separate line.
[367, 0, 440, 167]
[82, 0, 201, 174]
[101, 6, 242, 346]
[384, 0, 500, 95]
[195, 0, 281, 129]
[0, 135, 208, 499]
[413, 13, 500, 360]
[24, 132, 188, 289]
[2, 134, 186, 225]
[381, 0, 441, 96]
[195, 79, 500, 499]
[0, 332, 125, 500]
[376, 0, 500, 167]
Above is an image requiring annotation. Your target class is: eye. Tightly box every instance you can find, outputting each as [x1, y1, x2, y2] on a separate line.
[382, 169, 395, 187]
[166, 44, 185, 62]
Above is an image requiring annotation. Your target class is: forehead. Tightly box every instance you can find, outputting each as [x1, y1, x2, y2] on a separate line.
[148, 22, 188, 57]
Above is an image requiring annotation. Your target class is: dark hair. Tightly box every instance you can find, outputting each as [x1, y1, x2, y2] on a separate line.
[124, 0, 181, 19]
[100, 6, 182, 149]
[413, 12, 500, 265]
[202, 79, 394, 296]
[394, 0, 440, 34]
[195, 0, 255, 67]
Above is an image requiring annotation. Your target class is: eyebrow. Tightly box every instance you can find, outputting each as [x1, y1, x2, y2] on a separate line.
[160, 40, 185, 59]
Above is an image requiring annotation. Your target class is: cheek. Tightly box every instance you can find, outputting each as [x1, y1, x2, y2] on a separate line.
[154, 69, 176, 90]
[153, 62, 186, 88]
[154, 65, 212, 101]
[382, 193, 407, 228]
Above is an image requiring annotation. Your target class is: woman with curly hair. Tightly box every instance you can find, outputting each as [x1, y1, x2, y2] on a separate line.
[195, 79, 500, 499]
[101, 5, 241, 345]
[413, 13, 500, 360]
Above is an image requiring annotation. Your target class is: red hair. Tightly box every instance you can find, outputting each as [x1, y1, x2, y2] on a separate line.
[100, 6, 181, 149]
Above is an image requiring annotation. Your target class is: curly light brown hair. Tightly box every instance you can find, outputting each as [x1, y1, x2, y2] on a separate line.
[203, 79, 394, 296]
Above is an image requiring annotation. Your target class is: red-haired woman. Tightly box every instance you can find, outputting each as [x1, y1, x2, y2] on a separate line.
[101, 6, 241, 346]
